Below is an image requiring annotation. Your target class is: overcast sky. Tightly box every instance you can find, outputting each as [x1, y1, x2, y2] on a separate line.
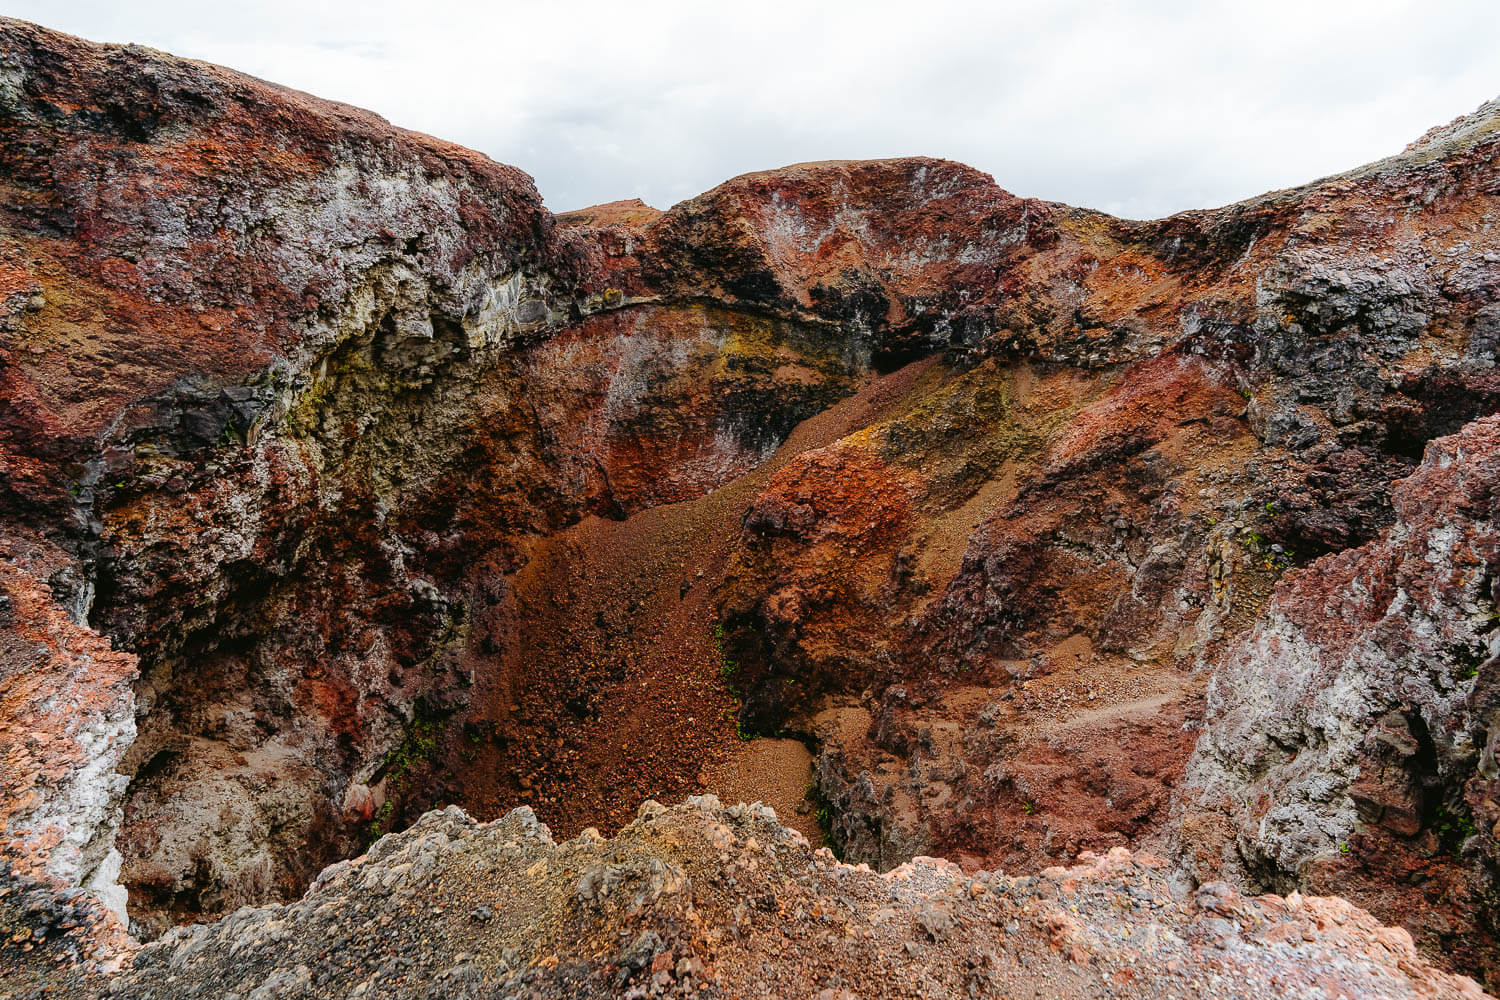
[13, 1, 1499, 218]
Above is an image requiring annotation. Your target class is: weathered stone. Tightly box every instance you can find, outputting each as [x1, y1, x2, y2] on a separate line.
[1175, 415, 1500, 979]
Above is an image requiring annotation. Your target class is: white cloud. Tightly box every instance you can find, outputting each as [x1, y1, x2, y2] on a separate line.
[12, 0, 1499, 216]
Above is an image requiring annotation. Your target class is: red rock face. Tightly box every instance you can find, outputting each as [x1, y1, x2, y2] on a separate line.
[1175, 415, 1500, 979]
[4, 14, 1500, 990]
[0, 20, 562, 542]
[0, 561, 135, 902]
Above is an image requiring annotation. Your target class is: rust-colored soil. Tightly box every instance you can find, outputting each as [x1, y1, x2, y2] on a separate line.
[701, 738, 818, 844]
[434, 359, 939, 840]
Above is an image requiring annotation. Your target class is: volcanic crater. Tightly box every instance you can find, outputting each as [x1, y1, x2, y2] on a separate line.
[4, 17, 1500, 999]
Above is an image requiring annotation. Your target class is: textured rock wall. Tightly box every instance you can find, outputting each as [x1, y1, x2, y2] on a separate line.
[104, 296, 862, 934]
[702, 92, 1500, 978]
[0, 15, 572, 933]
[0, 561, 135, 917]
[1175, 415, 1500, 977]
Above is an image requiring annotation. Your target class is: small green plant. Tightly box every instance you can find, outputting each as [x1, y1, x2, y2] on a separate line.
[384, 714, 443, 783]
[1338, 841, 1351, 855]
[367, 707, 448, 843]
[713, 622, 741, 698]
[1020, 801, 1036, 815]
[1236, 524, 1293, 571]
[368, 799, 396, 844]
[1434, 802, 1479, 857]
[805, 781, 842, 859]
[465, 720, 499, 745]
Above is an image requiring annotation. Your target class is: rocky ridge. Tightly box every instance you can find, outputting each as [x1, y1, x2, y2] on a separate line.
[2, 15, 1500, 996]
[10, 798, 1489, 999]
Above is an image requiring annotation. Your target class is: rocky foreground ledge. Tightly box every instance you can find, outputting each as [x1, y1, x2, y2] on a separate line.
[5, 798, 1485, 999]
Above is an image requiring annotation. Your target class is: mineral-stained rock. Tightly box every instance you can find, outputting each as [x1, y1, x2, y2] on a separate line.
[9, 799, 1487, 1000]
[0, 15, 583, 931]
[5, 12, 1500, 995]
[0, 560, 136, 916]
[1175, 414, 1500, 980]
